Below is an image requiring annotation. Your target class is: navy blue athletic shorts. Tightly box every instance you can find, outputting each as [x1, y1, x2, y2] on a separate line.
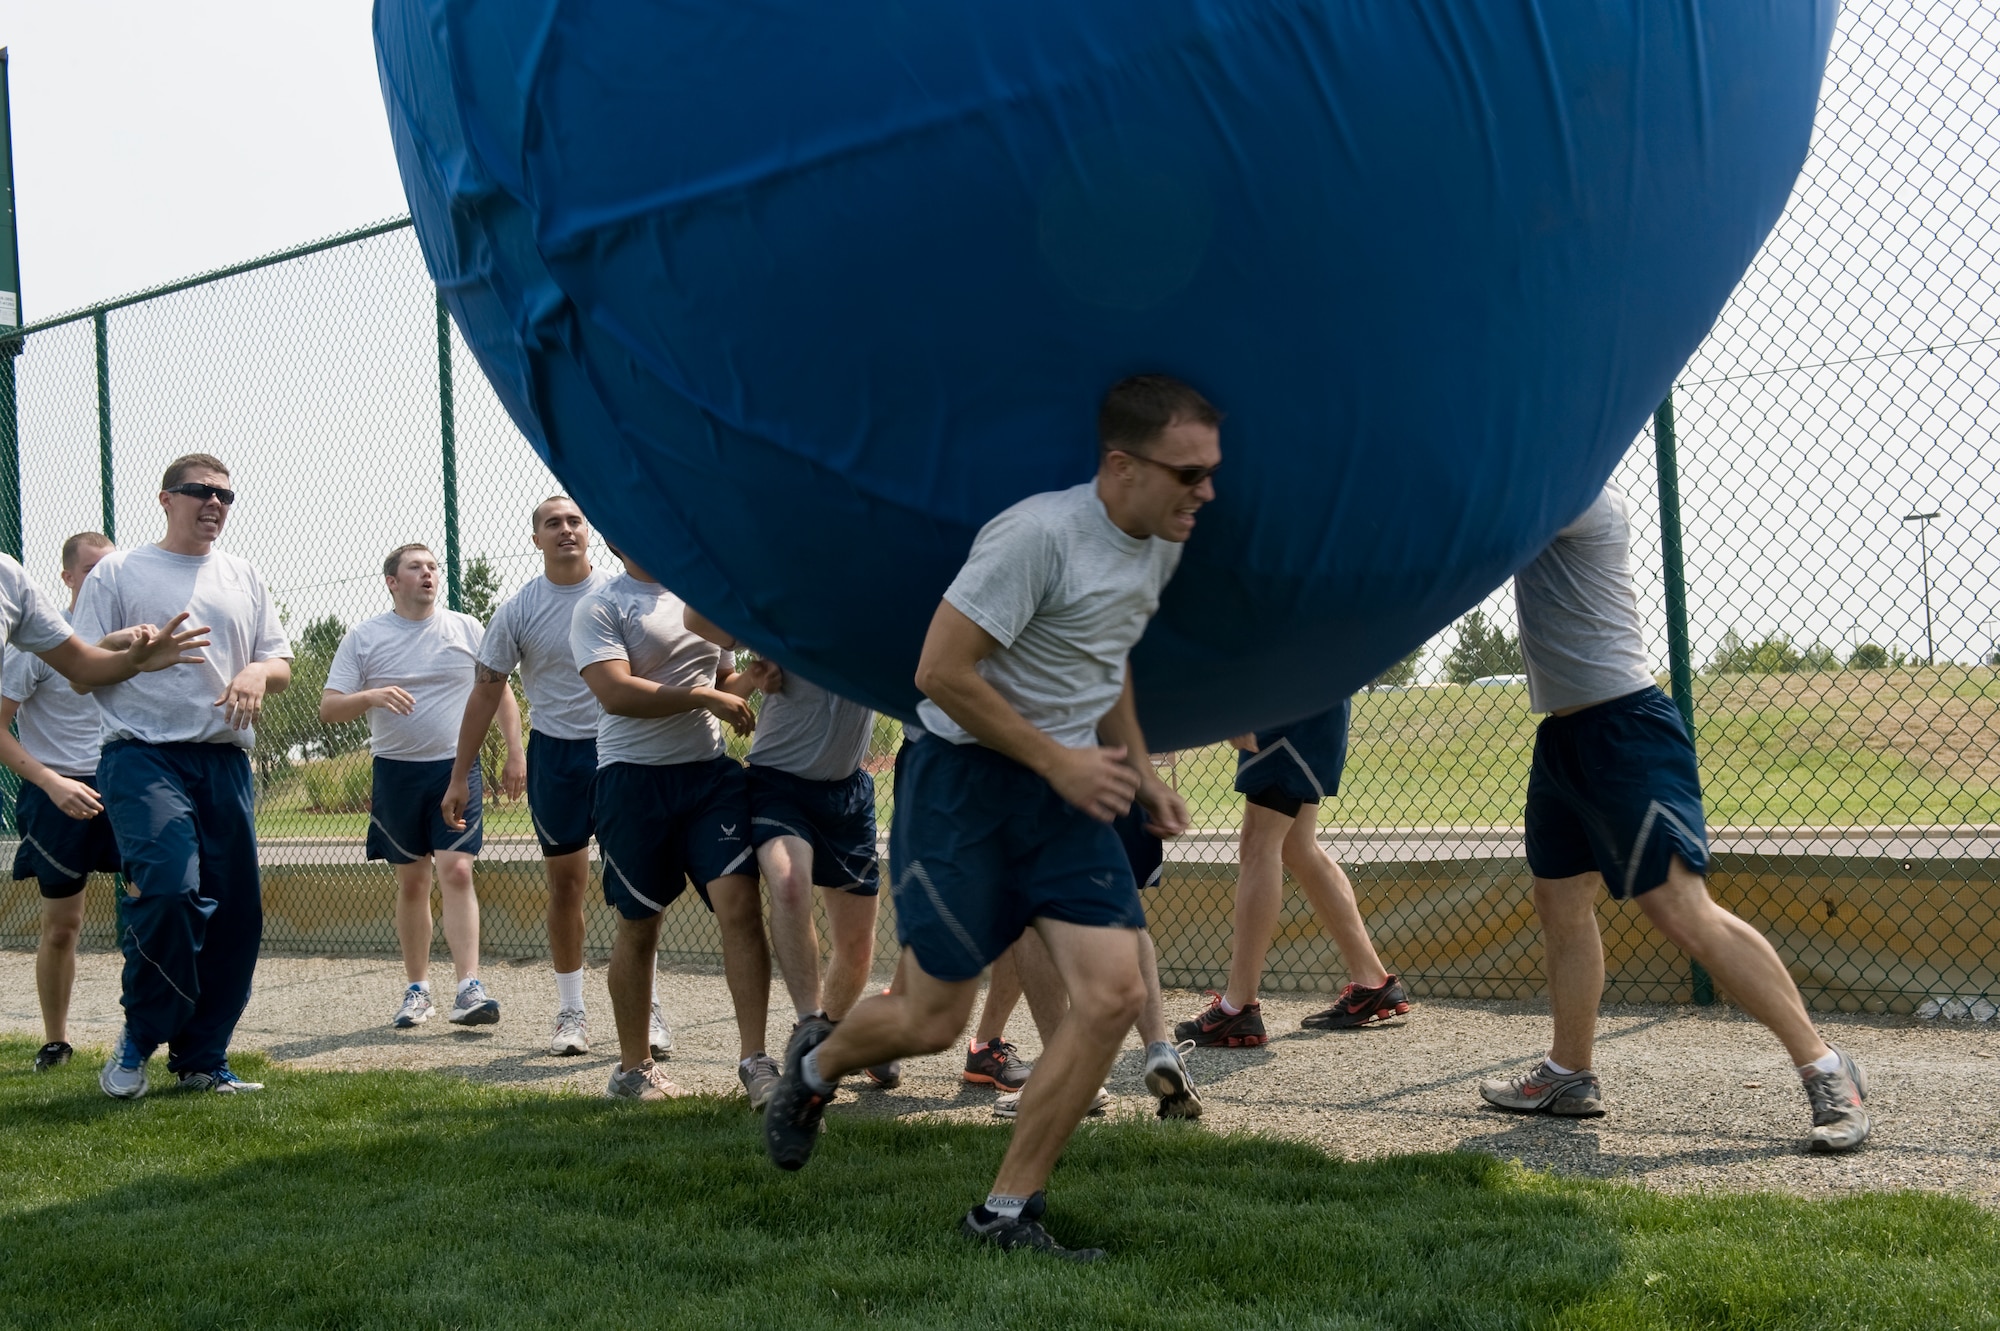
[888, 734, 1144, 983]
[1234, 698, 1350, 818]
[366, 757, 483, 864]
[595, 755, 753, 919]
[11, 774, 122, 898]
[1525, 685, 1709, 899]
[526, 731, 597, 857]
[746, 763, 879, 894]
[1112, 801, 1164, 889]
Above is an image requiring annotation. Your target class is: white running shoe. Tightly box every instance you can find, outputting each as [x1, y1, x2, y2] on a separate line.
[648, 1001, 673, 1061]
[993, 1086, 1110, 1120]
[550, 1008, 590, 1056]
[607, 1059, 684, 1101]
[98, 1028, 149, 1100]
[392, 984, 435, 1029]
[1144, 1039, 1204, 1120]
[449, 979, 500, 1025]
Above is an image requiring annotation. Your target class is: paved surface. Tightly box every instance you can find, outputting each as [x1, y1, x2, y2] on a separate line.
[6, 948, 1996, 1205]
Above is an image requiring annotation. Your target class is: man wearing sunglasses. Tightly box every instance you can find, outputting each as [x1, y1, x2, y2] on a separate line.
[763, 374, 1218, 1261]
[74, 453, 293, 1099]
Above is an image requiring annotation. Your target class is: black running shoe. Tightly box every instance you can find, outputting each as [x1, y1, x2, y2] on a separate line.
[960, 1192, 1103, 1263]
[865, 1060, 903, 1089]
[764, 1020, 836, 1171]
[1301, 974, 1412, 1030]
[1174, 992, 1267, 1047]
[964, 1038, 1031, 1089]
[33, 1041, 73, 1072]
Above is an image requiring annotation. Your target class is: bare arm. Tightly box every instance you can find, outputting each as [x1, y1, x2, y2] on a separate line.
[58, 612, 212, 693]
[0, 697, 104, 820]
[319, 682, 412, 726]
[580, 659, 755, 734]
[913, 600, 1138, 822]
[683, 606, 739, 651]
[442, 666, 509, 829]
[496, 677, 525, 798]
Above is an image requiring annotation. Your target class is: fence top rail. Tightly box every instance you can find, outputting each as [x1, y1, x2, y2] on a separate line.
[5, 214, 416, 341]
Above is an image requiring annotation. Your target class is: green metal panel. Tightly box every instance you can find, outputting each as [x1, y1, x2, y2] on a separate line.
[437, 291, 462, 612]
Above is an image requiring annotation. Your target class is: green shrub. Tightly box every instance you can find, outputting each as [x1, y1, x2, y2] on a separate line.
[300, 751, 373, 813]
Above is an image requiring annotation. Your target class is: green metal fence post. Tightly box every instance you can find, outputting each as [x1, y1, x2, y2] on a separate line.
[436, 291, 462, 612]
[0, 48, 22, 565]
[95, 310, 113, 539]
[1654, 391, 1714, 1006]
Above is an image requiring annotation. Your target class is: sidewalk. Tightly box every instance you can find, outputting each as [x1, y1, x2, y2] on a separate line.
[4, 948, 1995, 1205]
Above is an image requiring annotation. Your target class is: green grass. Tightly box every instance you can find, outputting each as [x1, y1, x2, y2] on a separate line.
[4, 1040, 1996, 1330]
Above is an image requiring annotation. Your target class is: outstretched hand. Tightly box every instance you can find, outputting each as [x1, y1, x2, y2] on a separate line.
[128, 613, 211, 673]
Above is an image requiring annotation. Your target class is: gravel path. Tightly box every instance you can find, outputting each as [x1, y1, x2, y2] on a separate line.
[7, 947, 1996, 1205]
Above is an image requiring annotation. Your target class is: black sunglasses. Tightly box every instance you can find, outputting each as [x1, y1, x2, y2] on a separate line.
[1113, 450, 1219, 488]
[164, 482, 236, 505]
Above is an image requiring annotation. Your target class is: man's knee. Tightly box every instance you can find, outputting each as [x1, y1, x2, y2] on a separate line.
[709, 876, 764, 932]
[1532, 873, 1601, 922]
[40, 908, 83, 950]
[1636, 861, 1722, 944]
[1068, 967, 1145, 1030]
[764, 864, 813, 913]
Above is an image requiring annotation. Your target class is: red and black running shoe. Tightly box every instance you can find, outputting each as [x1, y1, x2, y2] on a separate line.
[1173, 991, 1267, 1047]
[963, 1039, 1031, 1089]
[1301, 974, 1412, 1030]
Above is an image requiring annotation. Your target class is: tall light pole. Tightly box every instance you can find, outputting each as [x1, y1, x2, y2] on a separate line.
[1901, 510, 1940, 665]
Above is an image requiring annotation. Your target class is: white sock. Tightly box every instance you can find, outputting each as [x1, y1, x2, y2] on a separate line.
[409, 979, 431, 992]
[1218, 996, 1242, 1016]
[1796, 1048, 1841, 1078]
[800, 1047, 837, 1096]
[456, 975, 479, 995]
[1543, 1055, 1577, 1076]
[981, 1193, 1029, 1220]
[554, 968, 585, 1012]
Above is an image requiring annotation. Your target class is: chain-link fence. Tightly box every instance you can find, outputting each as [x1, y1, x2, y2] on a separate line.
[2, 1, 1994, 1019]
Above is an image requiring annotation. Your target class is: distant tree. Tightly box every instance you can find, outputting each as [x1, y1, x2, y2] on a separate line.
[1709, 629, 1802, 675]
[460, 554, 503, 625]
[253, 611, 365, 789]
[1847, 643, 1889, 670]
[1370, 646, 1424, 690]
[1799, 642, 1840, 672]
[1444, 610, 1523, 685]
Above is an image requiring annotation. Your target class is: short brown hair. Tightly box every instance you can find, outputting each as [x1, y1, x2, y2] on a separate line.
[382, 543, 434, 579]
[162, 453, 230, 490]
[1098, 375, 1222, 454]
[532, 494, 581, 527]
[61, 531, 113, 572]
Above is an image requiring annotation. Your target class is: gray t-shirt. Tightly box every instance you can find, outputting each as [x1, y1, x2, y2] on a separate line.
[917, 481, 1183, 749]
[325, 609, 486, 762]
[478, 567, 610, 742]
[1513, 485, 1659, 713]
[570, 574, 726, 767]
[72, 544, 292, 749]
[748, 672, 874, 782]
[0, 556, 75, 657]
[2, 616, 103, 778]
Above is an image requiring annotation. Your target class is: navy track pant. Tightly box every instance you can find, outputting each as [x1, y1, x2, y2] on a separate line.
[99, 740, 262, 1074]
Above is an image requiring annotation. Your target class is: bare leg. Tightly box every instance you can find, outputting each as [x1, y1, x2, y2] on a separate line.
[1223, 801, 1291, 1008]
[708, 873, 773, 1059]
[1135, 930, 1169, 1046]
[393, 858, 436, 985]
[973, 944, 1024, 1045]
[1012, 927, 1069, 1045]
[820, 888, 878, 1020]
[435, 851, 482, 988]
[545, 847, 591, 974]
[760, 838, 823, 1019]
[1637, 857, 1829, 1066]
[36, 892, 86, 1044]
[608, 912, 664, 1069]
[1281, 805, 1390, 987]
[990, 920, 1145, 1198]
[813, 948, 983, 1073]
[1534, 872, 1607, 1071]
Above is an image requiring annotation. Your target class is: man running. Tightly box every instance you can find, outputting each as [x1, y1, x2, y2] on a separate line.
[762, 374, 1218, 1260]
[75, 454, 291, 1099]
[2, 532, 127, 1071]
[683, 608, 890, 1081]
[1478, 483, 1871, 1153]
[323, 543, 520, 1029]
[1177, 699, 1410, 1047]
[441, 497, 653, 1058]
[573, 544, 773, 1102]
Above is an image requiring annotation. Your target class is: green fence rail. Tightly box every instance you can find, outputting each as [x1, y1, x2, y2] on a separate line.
[2, 0, 1996, 1020]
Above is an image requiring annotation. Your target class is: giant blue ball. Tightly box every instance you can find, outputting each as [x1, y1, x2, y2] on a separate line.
[374, 0, 1831, 748]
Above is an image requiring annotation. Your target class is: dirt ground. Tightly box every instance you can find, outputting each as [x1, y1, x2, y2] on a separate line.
[5, 947, 1996, 1205]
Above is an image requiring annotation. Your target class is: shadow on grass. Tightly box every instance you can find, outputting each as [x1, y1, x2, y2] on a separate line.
[2, 1043, 1995, 1330]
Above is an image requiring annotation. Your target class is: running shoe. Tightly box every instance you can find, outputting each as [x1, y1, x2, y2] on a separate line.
[550, 1008, 590, 1056]
[606, 1059, 684, 1101]
[1802, 1047, 1870, 1153]
[1174, 992, 1267, 1047]
[392, 983, 435, 1028]
[1143, 1039, 1203, 1120]
[98, 1028, 149, 1101]
[992, 1086, 1111, 1120]
[648, 1001, 673, 1061]
[740, 1052, 783, 1111]
[964, 1038, 1032, 1089]
[1301, 974, 1413, 1030]
[960, 1192, 1103, 1263]
[865, 1060, 904, 1089]
[786, 1013, 836, 1062]
[763, 1020, 836, 1171]
[449, 979, 500, 1026]
[1478, 1059, 1604, 1116]
[176, 1066, 264, 1093]
[33, 1041, 72, 1072]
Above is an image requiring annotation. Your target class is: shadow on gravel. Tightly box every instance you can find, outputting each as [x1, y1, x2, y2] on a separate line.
[1457, 1112, 1803, 1181]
